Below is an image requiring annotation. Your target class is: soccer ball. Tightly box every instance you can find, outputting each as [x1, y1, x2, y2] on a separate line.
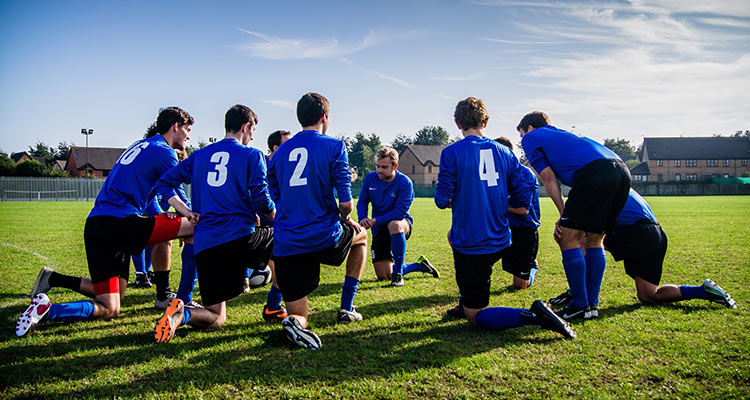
[247, 265, 272, 289]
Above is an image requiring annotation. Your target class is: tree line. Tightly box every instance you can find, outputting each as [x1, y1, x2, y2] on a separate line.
[0, 140, 75, 177]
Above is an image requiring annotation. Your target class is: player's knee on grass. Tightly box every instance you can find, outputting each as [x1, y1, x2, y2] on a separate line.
[513, 276, 530, 290]
[373, 260, 392, 280]
[635, 277, 659, 304]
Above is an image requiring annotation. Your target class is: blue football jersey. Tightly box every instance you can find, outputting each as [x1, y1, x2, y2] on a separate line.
[89, 135, 186, 219]
[616, 189, 657, 227]
[268, 130, 352, 256]
[435, 135, 534, 254]
[506, 165, 541, 229]
[356, 170, 414, 236]
[154, 138, 274, 254]
[521, 125, 620, 186]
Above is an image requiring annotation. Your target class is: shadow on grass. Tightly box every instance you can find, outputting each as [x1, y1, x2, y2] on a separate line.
[0, 293, 571, 398]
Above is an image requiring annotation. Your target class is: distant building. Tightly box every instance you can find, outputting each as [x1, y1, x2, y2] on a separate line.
[399, 145, 444, 185]
[10, 152, 32, 164]
[65, 146, 125, 178]
[638, 137, 750, 182]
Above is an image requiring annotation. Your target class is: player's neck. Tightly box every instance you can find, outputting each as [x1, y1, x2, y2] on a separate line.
[462, 128, 484, 138]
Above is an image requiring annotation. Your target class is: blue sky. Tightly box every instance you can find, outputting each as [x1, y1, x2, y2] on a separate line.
[1, 0, 748, 156]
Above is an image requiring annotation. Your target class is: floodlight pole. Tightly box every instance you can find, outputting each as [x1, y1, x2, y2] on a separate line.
[81, 128, 93, 176]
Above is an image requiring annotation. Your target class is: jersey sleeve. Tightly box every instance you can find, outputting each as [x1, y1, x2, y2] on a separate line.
[247, 150, 275, 215]
[356, 174, 370, 221]
[521, 134, 551, 175]
[145, 196, 163, 216]
[154, 154, 194, 204]
[331, 140, 352, 203]
[434, 147, 456, 209]
[267, 155, 280, 203]
[374, 175, 414, 225]
[507, 155, 535, 210]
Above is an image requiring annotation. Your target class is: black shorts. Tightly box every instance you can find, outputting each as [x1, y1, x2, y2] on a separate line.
[453, 248, 507, 309]
[275, 223, 356, 303]
[84, 215, 156, 284]
[502, 227, 539, 279]
[194, 226, 273, 306]
[371, 220, 413, 262]
[603, 221, 667, 286]
[561, 158, 631, 234]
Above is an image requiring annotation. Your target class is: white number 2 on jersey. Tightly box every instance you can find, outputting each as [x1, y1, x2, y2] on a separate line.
[479, 148, 499, 187]
[207, 151, 230, 187]
[289, 147, 308, 187]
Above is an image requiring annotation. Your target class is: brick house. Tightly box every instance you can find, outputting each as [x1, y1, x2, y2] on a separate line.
[399, 145, 444, 185]
[639, 137, 750, 182]
[65, 146, 125, 178]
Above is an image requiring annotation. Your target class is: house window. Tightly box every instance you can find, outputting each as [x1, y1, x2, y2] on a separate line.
[675, 174, 681, 181]
[674, 160, 681, 167]
[656, 160, 663, 166]
[686, 159, 697, 167]
[742, 160, 748, 166]
[686, 174, 697, 181]
[723, 159, 730, 167]
[428, 165, 432, 173]
[657, 174, 663, 182]
[412, 165, 415, 174]
[707, 159, 718, 167]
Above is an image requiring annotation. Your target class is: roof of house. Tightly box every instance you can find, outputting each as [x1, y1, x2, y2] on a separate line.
[68, 146, 125, 170]
[54, 160, 67, 170]
[10, 152, 29, 163]
[403, 145, 444, 166]
[629, 161, 650, 175]
[643, 137, 750, 160]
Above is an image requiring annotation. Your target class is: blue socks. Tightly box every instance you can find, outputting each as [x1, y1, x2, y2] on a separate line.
[562, 248, 588, 310]
[266, 285, 283, 310]
[402, 262, 422, 275]
[680, 285, 709, 300]
[180, 307, 192, 327]
[584, 247, 606, 307]
[340, 276, 360, 312]
[48, 301, 95, 322]
[474, 307, 523, 330]
[176, 244, 197, 303]
[391, 233, 407, 275]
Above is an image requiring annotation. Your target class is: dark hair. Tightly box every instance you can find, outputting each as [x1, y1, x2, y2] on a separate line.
[516, 111, 550, 132]
[494, 136, 513, 150]
[296, 92, 329, 127]
[225, 104, 258, 133]
[454, 97, 489, 130]
[267, 130, 291, 151]
[145, 106, 194, 138]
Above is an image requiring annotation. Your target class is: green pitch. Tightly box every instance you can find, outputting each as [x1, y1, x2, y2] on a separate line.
[1, 197, 748, 398]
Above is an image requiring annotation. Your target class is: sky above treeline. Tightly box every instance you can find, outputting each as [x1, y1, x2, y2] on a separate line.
[1, 0, 748, 156]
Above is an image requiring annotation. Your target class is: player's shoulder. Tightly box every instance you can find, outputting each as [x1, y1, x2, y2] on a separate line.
[395, 170, 412, 184]
[364, 171, 378, 181]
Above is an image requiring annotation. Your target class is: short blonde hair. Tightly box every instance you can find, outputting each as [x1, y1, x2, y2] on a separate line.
[376, 147, 399, 166]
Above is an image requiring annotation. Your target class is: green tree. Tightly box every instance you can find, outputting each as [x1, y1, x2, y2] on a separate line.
[414, 125, 449, 146]
[349, 132, 382, 180]
[603, 138, 635, 160]
[14, 160, 46, 177]
[28, 140, 56, 166]
[733, 130, 749, 138]
[47, 168, 71, 178]
[390, 134, 413, 155]
[56, 141, 74, 160]
[0, 153, 15, 176]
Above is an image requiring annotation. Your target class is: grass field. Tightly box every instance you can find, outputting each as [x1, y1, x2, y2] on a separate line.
[1, 197, 749, 399]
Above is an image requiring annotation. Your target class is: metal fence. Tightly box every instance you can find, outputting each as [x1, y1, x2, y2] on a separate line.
[0, 177, 105, 201]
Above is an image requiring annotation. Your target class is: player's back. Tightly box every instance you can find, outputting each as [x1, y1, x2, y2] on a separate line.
[188, 138, 273, 252]
[521, 125, 619, 186]
[507, 164, 541, 229]
[436, 135, 527, 254]
[269, 130, 351, 256]
[89, 135, 177, 219]
[616, 189, 657, 227]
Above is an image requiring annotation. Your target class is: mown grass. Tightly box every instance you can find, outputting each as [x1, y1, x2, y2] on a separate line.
[0, 197, 748, 399]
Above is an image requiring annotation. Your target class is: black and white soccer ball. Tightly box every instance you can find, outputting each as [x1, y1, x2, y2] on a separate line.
[247, 265, 272, 289]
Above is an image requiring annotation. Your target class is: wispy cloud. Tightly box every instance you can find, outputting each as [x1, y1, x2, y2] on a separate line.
[262, 100, 295, 110]
[236, 28, 379, 60]
[337, 57, 414, 88]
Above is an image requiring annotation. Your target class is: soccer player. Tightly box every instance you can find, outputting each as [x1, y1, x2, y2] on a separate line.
[436, 97, 574, 339]
[518, 111, 631, 320]
[549, 189, 737, 310]
[152, 104, 275, 343]
[495, 137, 540, 290]
[269, 92, 368, 350]
[356, 146, 438, 287]
[17, 107, 196, 337]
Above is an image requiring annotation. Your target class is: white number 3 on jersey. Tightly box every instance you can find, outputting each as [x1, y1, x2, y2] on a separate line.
[207, 151, 230, 187]
[479, 149, 499, 187]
